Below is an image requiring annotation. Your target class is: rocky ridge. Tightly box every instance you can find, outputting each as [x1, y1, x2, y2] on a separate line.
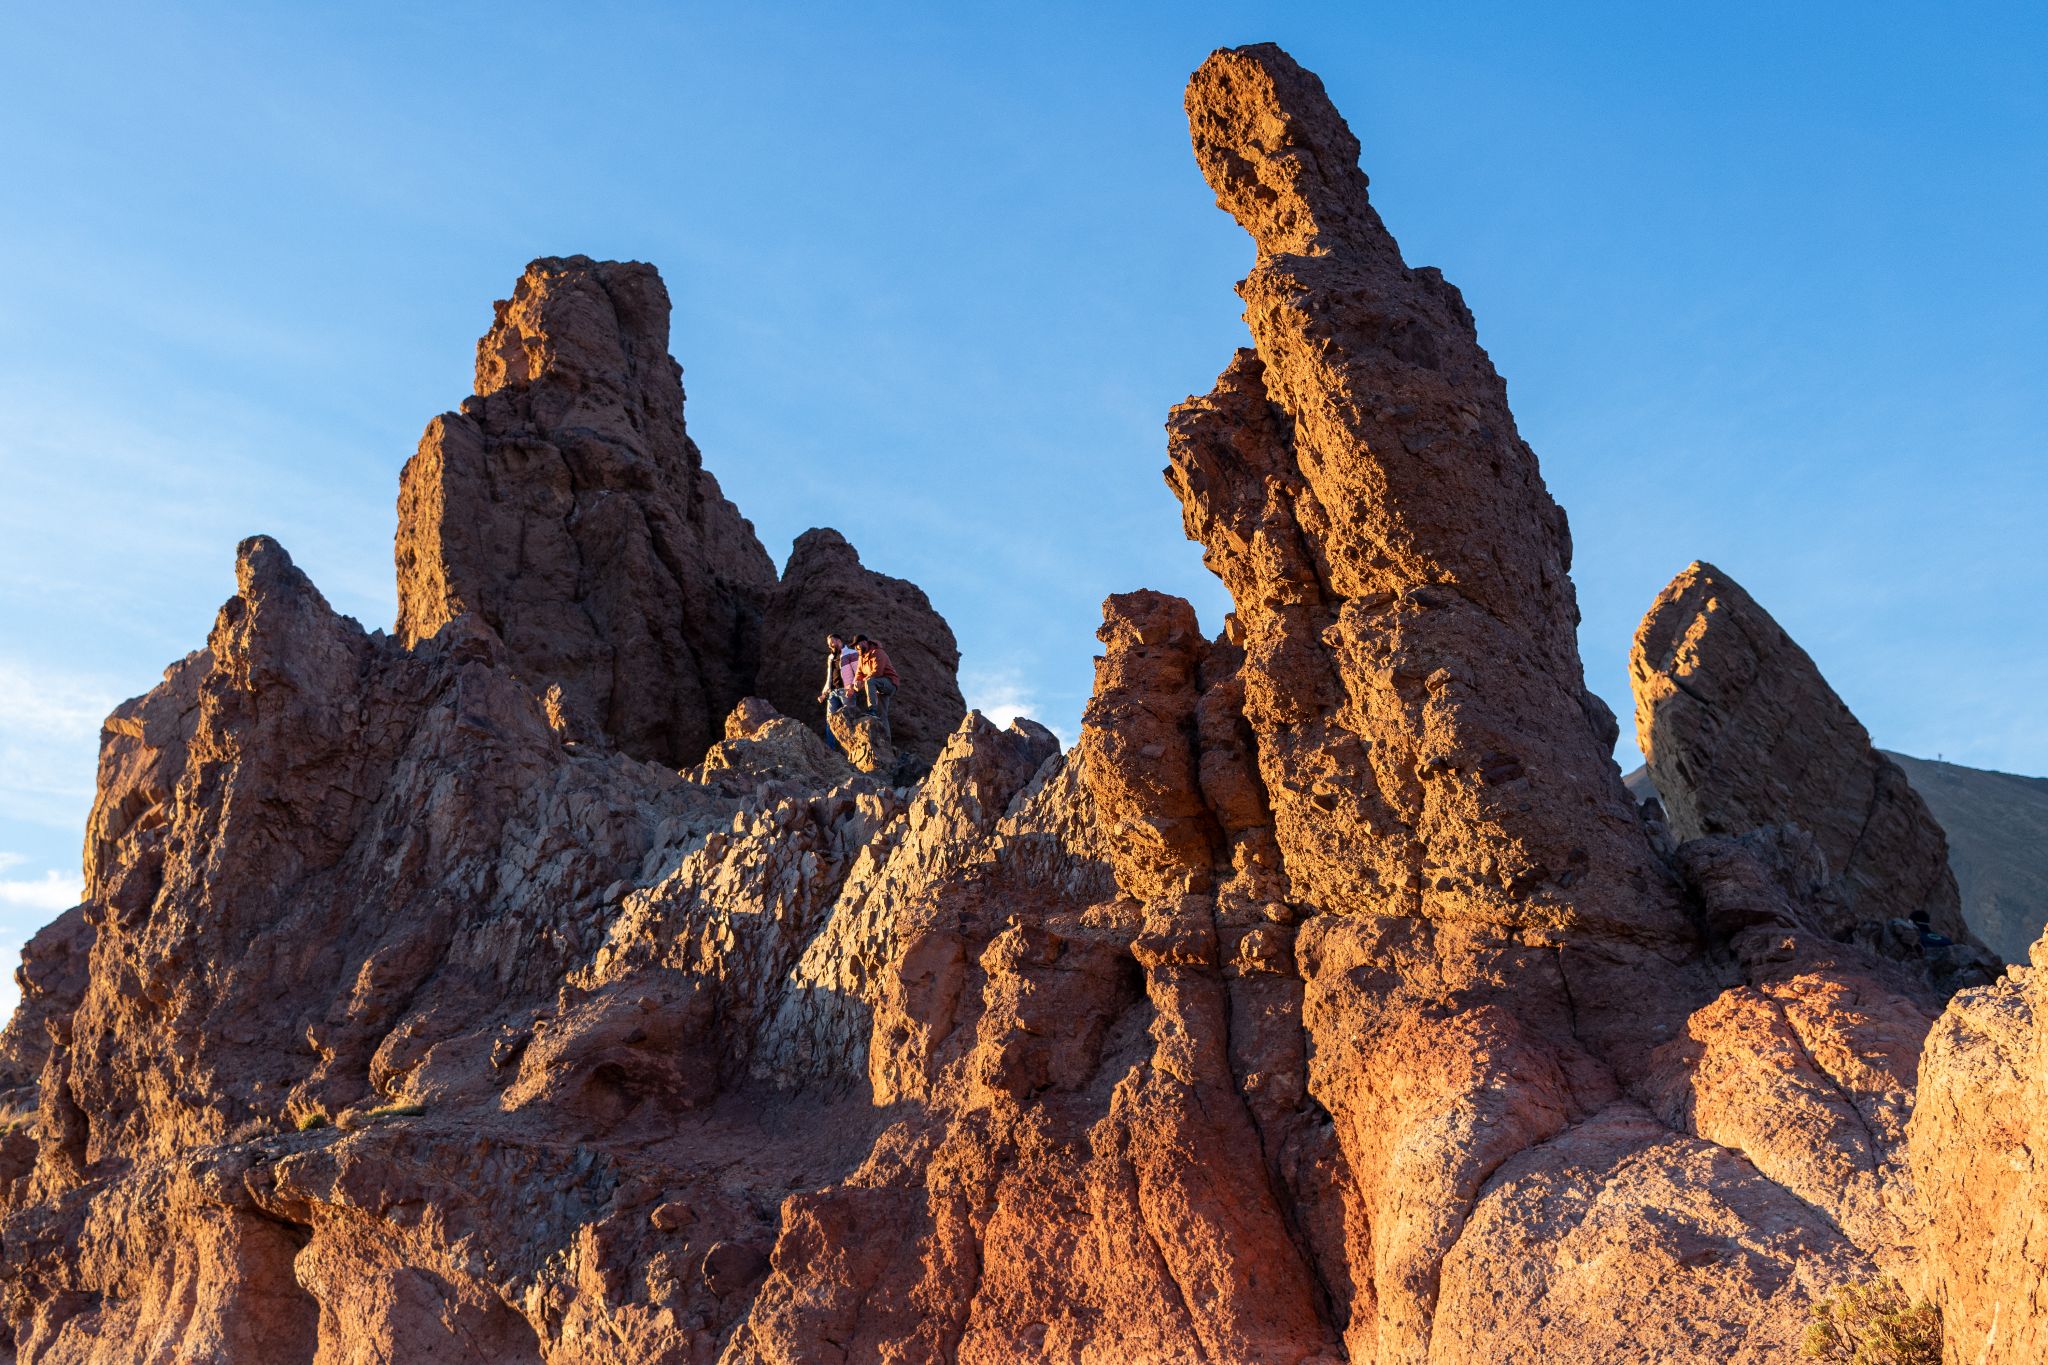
[0, 41, 2034, 1365]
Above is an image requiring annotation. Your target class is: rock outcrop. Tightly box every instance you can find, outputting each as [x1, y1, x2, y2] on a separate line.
[1148, 43, 1940, 1359]
[757, 528, 965, 765]
[1632, 561, 1978, 949]
[395, 255, 778, 768]
[1911, 931, 2047, 1365]
[391, 260, 963, 774]
[0, 39, 2035, 1365]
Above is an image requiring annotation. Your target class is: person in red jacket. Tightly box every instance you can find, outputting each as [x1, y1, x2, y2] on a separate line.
[853, 635, 899, 734]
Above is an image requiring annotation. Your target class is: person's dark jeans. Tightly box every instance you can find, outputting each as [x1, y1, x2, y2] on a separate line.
[864, 677, 896, 732]
[822, 689, 848, 753]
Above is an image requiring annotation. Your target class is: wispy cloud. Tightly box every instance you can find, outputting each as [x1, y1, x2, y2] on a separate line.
[0, 660, 120, 742]
[0, 866, 83, 913]
[961, 664, 1074, 748]
[0, 658, 121, 833]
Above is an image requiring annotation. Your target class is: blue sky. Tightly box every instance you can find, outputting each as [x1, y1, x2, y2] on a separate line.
[2, 2, 2043, 1017]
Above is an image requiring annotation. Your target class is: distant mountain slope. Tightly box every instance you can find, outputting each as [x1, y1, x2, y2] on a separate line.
[1884, 752, 2048, 963]
[1627, 756, 2048, 963]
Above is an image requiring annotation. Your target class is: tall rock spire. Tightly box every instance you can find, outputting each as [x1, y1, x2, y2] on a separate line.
[395, 255, 776, 767]
[1172, 44, 1672, 943]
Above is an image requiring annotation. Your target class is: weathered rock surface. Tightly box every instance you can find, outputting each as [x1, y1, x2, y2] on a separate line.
[395, 255, 778, 768]
[391, 262, 964, 776]
[1911, 931, 2048, 1365]
[757, 528, 965, 764]
[1632, 561, 1981, 951]
[0, 39, 2034, 1365]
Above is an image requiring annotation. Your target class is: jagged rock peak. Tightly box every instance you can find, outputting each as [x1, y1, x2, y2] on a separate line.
[1631, 560, 1981, 950]
[473, 255, 685, 423]
[395, 255, 775, 768]
[1186, 42, 1393, 260]
[6, 45, 2039, 1365]
[757, 527, 965, 765]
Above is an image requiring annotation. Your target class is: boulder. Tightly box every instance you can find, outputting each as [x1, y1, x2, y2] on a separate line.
[694, 696, 854, 793]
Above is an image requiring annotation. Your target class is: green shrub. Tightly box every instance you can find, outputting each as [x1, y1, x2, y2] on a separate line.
[1803, 1278, 1941, 1364]
[294, 1111, 329, 1132]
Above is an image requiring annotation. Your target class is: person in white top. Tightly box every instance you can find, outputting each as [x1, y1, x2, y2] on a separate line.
[817, 633, 859, 751]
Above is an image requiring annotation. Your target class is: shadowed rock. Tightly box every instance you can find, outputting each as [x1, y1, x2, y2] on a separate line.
[756, 528, 965, 765]
[395, 255, 776, 768]
[1887, 751, 2048, 962]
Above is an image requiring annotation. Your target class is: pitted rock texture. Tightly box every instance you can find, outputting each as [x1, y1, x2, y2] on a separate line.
[1158, 41, 1957, 1362]
[1910, 930, 2048, 1365]
[1174, 52, 1670, 949]
[395, 255, 777, 768]
[0, 39, 2034, 1365]
[757, 528, 965, 765]
[1632, 561, 1979, 950]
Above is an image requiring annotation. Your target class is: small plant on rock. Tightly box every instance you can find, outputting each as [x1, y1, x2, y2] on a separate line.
[0, 1100, 34, 1138]
[1803, 1277, 1941, 1364]
[363, 1101, 426, 1121]
[224, 1117, 278, 1143]
[338, 1102, 427, 1130]
[294, 1111, 330, 1132]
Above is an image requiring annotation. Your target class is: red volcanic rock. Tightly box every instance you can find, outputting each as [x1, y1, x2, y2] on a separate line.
[395, 256, 777, 768]
[1163, 42, 1962, 1361]
[0, 908, 88, 1109]
[1078, 590, 1218, 904]
[1, 40, 2033, 1365]
[825, 702, 899, 780]
[696, 696, 855, 794]
[1633, 561, 1984, 956]
[1911, 932, 2048, 1365]
[757, 528, 965, 765]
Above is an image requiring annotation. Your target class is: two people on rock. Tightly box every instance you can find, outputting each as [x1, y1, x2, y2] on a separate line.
[818, 632, 899, 750]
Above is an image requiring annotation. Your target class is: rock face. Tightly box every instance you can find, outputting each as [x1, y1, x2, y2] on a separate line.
[756, 528, 965, 764]
[391, 259, 963, 774]
[1911, 931, 2048, 1365]
[395, 255, 778, 768]
[1148, 43, 1937, 1360]
[1632, 562, 1986, 955]
[0, 40, 2034, 1365]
